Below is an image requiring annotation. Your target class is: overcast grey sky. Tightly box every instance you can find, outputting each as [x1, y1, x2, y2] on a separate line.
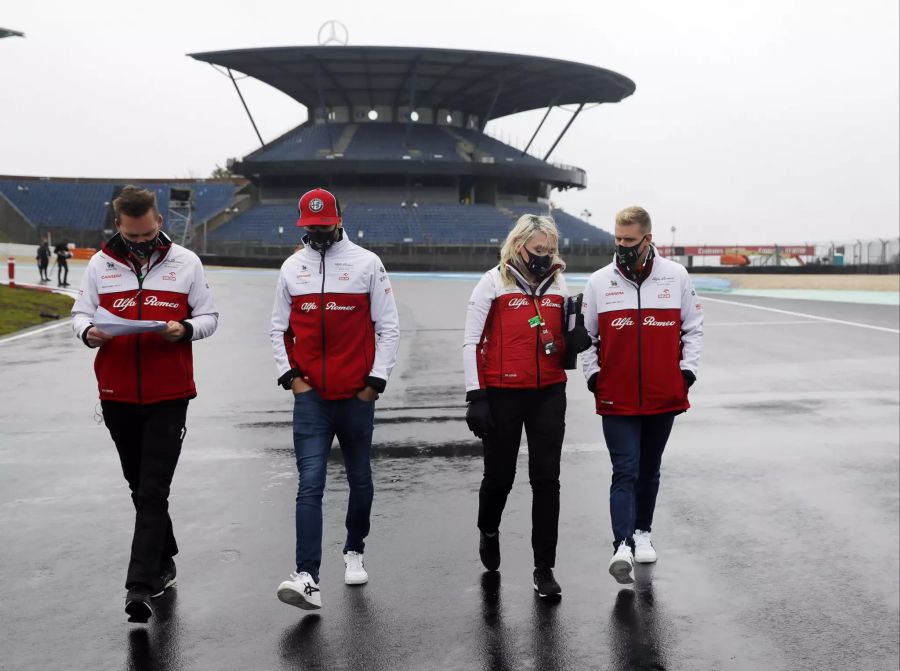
[1, 0, 897, 244]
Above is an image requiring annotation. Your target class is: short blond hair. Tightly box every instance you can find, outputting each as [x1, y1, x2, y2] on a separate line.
[498, 214, 566, 285]
[615, 206, 652, 234]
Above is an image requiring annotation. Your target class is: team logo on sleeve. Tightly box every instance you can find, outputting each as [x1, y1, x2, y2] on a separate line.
[309, 198, 324, 212]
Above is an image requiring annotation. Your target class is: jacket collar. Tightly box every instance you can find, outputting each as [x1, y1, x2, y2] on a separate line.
[505, 262, 560, 297]
[301, 233, 350, 258]
[614, 244, 656, 286]
[103, 230, 173, 267]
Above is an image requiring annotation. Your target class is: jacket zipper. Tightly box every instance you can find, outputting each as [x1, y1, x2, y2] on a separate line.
[533, 288, 542, 389]
[135, 271, 144, 403]
[319, 251, 327, 392]
[636, 282, 643, 408]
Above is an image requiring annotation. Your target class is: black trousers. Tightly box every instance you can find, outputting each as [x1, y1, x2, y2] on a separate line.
[478, 383, 566, 569]
[57, 258, 68, 285]
[102, 398, 188, 592]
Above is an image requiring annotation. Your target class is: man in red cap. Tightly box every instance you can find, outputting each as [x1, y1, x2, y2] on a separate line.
[270, 187, 400, 610]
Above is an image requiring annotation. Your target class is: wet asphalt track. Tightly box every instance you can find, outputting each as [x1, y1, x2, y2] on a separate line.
[1, 263, 898, 670]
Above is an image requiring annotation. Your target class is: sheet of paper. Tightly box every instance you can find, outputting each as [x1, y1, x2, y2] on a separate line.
[92, 306, 168, 336]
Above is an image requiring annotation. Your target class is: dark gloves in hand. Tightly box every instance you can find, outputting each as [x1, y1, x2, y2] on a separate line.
[565, 317, 592, 355]
[277, 369, 301, 390]
[682, 369, 696, 388]
[465, 398, 494, 439]
[587, 372, 598, 393]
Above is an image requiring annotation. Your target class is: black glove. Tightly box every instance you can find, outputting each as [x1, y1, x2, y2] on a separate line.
[563, 294, 593, 369]
[277, 368, 302, 390]
[587, 372, 598, 393]
[465, 397, 494, 439]
[682, 370, 696, 388]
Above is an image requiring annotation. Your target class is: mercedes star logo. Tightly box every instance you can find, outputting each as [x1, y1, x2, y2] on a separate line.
[317, 20, 349, 46]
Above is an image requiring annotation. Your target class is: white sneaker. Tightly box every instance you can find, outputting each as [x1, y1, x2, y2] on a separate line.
[608, 541, 634, 584]
[633, 530, 658, 563]
[277, 571, 322, 610]
[344, 551, 368, 585]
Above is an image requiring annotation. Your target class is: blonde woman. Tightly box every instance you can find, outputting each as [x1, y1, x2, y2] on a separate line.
[463, 214, 590, 599]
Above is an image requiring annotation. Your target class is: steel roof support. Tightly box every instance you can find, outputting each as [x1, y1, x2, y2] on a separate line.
[479, 79, 503, 132]
[228, 68, 265, 148]
[522, 104, 554, 155]
[404, 61, 419, 148]
[311, 67, 335, 152]
[543, 103, 584, 161]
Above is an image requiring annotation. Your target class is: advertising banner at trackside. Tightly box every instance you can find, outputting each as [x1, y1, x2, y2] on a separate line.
[657, 245, 816, 256]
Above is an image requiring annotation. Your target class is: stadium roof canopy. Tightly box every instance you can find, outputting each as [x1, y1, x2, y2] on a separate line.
[188, 46, 635, 121]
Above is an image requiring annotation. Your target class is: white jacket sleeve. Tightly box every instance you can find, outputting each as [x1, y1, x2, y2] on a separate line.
[185, 258, 218, 341]
[679, 271, 704, 375]
[579, 274, 601, 381]
[367, 256, 400, 385]
[463, 271, 495, 393]
[71, 258, 99, 345]
[269, 268, 295, 378]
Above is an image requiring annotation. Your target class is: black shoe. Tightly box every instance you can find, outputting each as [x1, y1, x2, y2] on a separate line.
[533, 567, 562, 599]
[479, 531, 500, 571]
[152, 558, 177, 598]
[125, 588, 153, 623]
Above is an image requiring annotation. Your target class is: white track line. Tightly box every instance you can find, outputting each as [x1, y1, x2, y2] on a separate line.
[0, 319, 72, 344]
[708, 320, 825, 327]
[701, 296, 899, 334]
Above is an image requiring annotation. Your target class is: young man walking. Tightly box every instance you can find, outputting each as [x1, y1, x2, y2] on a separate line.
[581, 206, 703, 584]
[72, 186, 218, 621]
[270, 188, 400, 610]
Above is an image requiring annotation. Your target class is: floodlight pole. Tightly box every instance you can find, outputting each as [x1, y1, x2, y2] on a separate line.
[543, 103, 584, 161]
[228, 69, 265, 148]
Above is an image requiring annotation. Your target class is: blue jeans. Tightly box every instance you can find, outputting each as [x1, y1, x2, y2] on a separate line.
[292, 389, 375, 582]
[601, 413, 676, 549]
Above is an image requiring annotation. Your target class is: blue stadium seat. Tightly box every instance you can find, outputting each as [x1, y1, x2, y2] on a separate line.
[0, 179, 113, 230]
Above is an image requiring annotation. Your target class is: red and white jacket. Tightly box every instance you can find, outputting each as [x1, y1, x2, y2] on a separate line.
[464, 265, 570, 394]
[580, 250, 703, 416]
[72, 233, 219, 404]
[270, 237, 400, 400]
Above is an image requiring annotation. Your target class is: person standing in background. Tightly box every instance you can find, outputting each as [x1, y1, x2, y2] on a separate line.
[36, 240, 51, 282]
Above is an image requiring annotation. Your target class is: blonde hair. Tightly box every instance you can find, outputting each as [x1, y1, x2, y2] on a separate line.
[615, 206, 652, 234]
[498, 214, 566, 286]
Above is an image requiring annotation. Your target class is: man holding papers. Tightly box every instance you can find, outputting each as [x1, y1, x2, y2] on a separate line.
[72, 186, 218, 623]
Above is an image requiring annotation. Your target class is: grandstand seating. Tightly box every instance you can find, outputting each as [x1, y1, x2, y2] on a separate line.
[0, 178, 236, 233]
[245, 124, 345, 161]
[246, 123, 548, 164]
[454, 129, 545, 165]
[138, 183, 235, 223]
[0, 180, 113, 230]
[209, 201, 609, 246]
[505, 204, 612, 244]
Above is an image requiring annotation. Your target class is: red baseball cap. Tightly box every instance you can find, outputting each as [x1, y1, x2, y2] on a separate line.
[296, 188, 342, 227]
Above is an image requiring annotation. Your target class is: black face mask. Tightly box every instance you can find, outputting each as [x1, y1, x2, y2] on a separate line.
[524, 249, 552, 278]
[124, 235, 161, 259]
[615, 236, 647, 274]
[305, 227, 342, 252]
